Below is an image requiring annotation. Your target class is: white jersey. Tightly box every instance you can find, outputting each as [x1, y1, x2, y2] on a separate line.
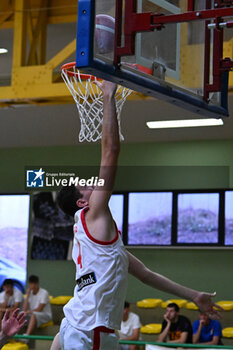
[28, 288, 52, 319]
[64, 207, 129, 331]
[118, 312, 141, 339]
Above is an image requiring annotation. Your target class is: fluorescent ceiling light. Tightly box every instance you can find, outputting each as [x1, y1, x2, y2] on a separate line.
[147, 118, 224, 129]
[0, 48, 8, 54]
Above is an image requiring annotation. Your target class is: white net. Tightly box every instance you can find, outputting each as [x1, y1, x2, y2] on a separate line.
[61, 64, 132, 142]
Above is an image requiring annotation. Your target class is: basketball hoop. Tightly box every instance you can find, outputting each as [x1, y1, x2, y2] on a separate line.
[61, 62, 132, 142]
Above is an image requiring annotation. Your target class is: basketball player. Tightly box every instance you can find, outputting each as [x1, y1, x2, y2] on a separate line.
[52, 80, 220, 350]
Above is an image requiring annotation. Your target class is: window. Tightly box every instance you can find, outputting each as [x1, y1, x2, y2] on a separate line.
[177, 193, 219, 244]
[109, 194, 124, 233]
[225, 191, 233, 245]
[128, 192, 172, 245]
[28, 189, 233, 251]
[0, 195, 30, 291]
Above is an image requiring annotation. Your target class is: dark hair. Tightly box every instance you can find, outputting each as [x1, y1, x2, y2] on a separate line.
[124, 301, 130, 308]
[57, 185, 83, 217]
[29, 275, 39, 284]
[167, 302, 179, 312]
[3, 279, 14, 287]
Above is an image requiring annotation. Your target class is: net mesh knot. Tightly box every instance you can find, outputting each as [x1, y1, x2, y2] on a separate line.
[61, 65, 132, 142]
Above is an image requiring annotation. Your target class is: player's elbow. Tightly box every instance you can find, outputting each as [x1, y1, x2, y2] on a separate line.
[139, 265, 151, 284]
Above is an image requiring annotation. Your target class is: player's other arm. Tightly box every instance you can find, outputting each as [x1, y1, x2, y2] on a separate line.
[127, 252, 220, 318]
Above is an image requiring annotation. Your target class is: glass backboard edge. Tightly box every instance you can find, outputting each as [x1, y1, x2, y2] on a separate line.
[78, 58, 229, 118]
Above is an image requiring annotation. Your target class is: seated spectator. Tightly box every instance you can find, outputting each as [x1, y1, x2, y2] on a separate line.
[193, 311, 222, 345]
[118, 301, 141, 350]
[0, 279, 24, 330]
[158, 302, 192, 344]
[23, 275, 52, 336]
[0, 309, 26, 349]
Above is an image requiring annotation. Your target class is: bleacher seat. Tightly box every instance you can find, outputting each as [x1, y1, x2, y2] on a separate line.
[137, 299, 162, 308]
[141, 323, 162, 334]
[50, 296, 72, 305]
[185, 301, 198, 310]
[161, 299, 187, 308]
[39, 320, 54, 329]
[222, 327, 233, 338]
[216, 301, 233, 311]
[2, 341, 28, 350]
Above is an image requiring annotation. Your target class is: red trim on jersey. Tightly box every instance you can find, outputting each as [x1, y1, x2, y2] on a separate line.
[93, 326, 114, 350]
[81, 207, 119, 245]
[77, 240, 82, 268]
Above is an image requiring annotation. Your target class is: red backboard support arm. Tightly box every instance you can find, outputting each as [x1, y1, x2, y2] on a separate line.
[114, 0, 233, 101]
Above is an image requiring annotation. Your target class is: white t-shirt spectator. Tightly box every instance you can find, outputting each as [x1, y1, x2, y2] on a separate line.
[0, 288, 24, 307]
[28, 288, 52, 319]
[118, 312, 141, 339]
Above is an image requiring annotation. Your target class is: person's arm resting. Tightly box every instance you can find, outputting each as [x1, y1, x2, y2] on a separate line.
[192, 322, 202, 344]
[123, 328, 140, 341]
[158, 323, 170, 342]
[32, 303, 45, 313]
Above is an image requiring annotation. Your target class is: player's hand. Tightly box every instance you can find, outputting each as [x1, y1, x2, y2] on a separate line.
[2, 309, 26, 337]
[193, 292, 222, 319]
[94, 79, 117, 97]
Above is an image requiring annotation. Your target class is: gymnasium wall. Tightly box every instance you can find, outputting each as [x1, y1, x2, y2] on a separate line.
[1, 139, 233, 300]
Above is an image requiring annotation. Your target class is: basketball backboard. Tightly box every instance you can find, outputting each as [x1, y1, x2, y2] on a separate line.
[76, 0, 233, 118]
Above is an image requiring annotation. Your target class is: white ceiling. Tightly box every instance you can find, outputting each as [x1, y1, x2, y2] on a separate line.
[0, 96, 232, 148]
[0, 24, 233, 148]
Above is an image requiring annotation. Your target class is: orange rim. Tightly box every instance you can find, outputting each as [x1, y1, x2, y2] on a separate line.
[61, 62, 101, 81]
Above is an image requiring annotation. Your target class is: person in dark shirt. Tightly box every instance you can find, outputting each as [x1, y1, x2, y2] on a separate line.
[193, 311, 222, 345]
[158, 302, 193, 344]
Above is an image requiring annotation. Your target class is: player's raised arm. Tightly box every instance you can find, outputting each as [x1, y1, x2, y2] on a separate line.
[88, 80, 119, 216]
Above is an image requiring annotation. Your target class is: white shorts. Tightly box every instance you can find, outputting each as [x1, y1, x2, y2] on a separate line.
[60, 318, 119, 350]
